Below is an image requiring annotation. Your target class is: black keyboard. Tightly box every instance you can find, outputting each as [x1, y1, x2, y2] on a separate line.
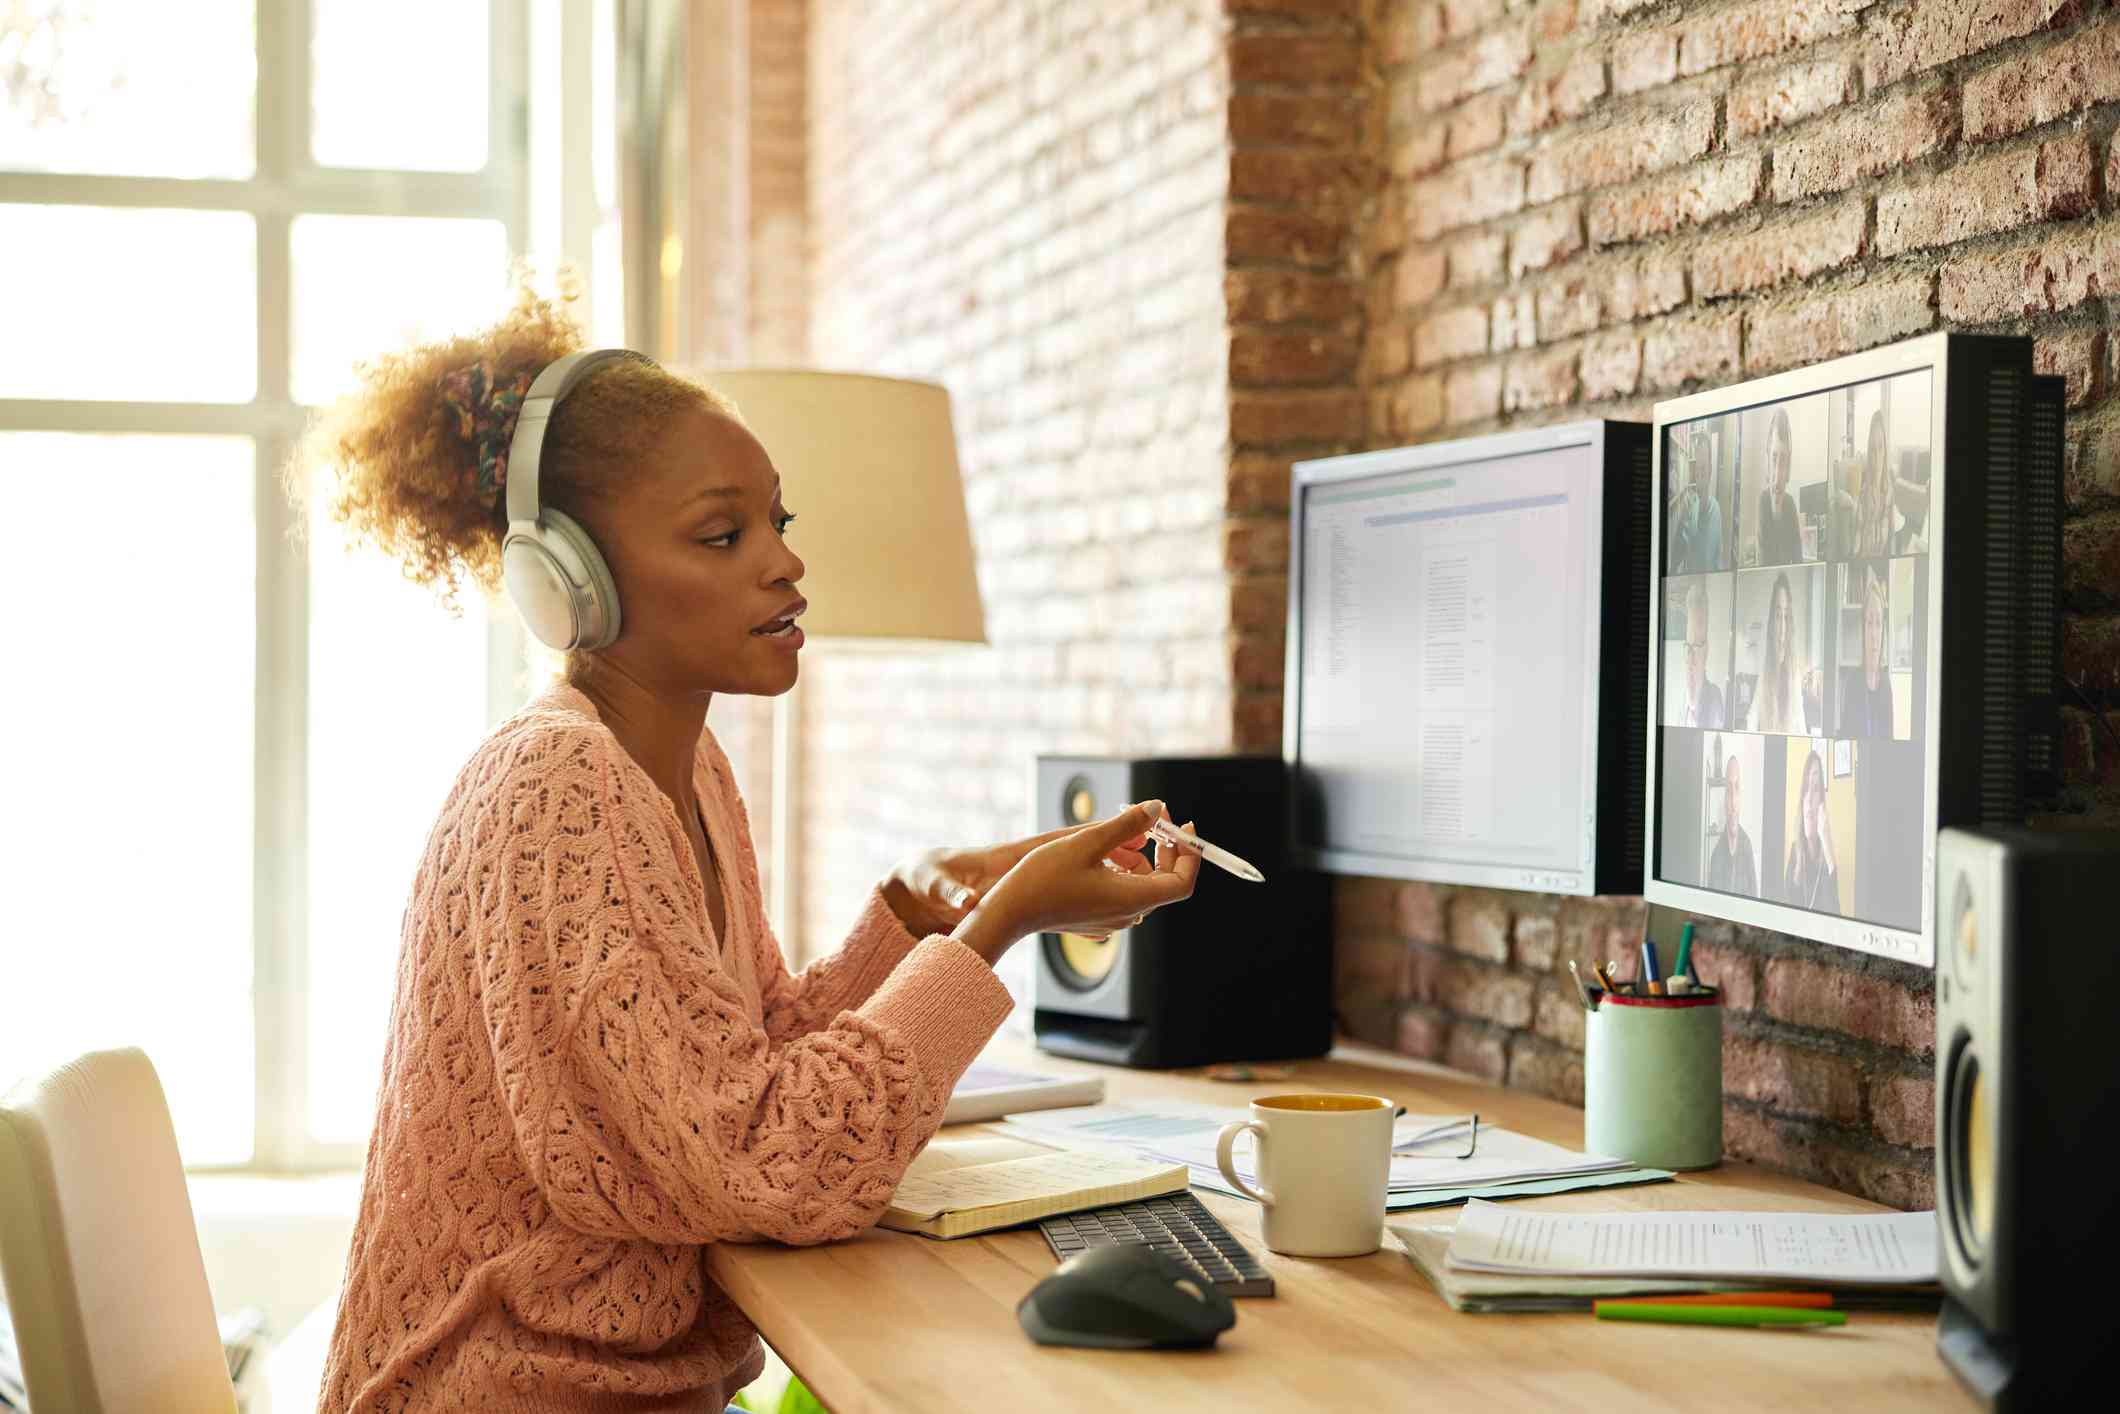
[1038, 1191, 1276, 1297]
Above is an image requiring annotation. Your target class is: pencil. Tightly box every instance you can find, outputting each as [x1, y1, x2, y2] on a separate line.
[1594, 1302, 1847, 1328]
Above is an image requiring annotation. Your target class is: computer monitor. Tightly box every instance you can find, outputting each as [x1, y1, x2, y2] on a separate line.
[1645, 333, 2062, 966]
[1284, 421, 1651, 895]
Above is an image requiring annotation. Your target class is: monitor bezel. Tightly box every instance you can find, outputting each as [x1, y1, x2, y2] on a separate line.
[1645, 332, 1951, 967]
[1282, 419, 1616, 895]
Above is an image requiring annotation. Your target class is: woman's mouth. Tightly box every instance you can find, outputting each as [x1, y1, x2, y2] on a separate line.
[752, 599, 808, 641]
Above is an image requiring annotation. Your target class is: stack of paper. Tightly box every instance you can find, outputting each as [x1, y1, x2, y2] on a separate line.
[1443, 1199, 1941, 1284]
[1393, 1223, 1758, 1312]
[1391, 1200, 1944, 1312]
[999, 1104, 1674, 1211]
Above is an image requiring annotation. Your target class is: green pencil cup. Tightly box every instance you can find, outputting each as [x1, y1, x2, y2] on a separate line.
[1583, 991, 1722, 1171]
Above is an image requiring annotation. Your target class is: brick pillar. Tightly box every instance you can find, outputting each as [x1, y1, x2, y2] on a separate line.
[1224, 0, 1377, 751]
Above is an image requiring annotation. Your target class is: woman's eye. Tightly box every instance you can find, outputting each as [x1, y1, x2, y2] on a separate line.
[700, 512, 794, 547]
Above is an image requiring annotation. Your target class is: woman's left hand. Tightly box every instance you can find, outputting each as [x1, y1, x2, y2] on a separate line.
[884, 825, 1154, 939]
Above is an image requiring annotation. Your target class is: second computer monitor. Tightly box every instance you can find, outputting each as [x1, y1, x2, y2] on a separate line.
[1645, 333, 2063, 967]
[1284, 421, 1651, 895]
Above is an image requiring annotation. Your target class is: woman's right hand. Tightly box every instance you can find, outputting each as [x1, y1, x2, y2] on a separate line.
[950, 801, 1200, 965]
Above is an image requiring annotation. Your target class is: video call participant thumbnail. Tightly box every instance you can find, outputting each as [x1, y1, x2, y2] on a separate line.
[1838, 562, 1894, 739]
[1854, 410, 1897, 560]
[1669, 425, 1727, 574]
[1748, 568, 1822, 734]
[1706, 751, 1757, 896]
[1678, 581, 1725, 729]
[1783, 745, 1843, 914]
[1755, 407, 1801, 568]
[1828, 398, 1930, 562]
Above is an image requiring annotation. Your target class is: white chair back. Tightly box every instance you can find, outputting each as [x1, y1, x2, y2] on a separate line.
[0, 1047, 237, 1413]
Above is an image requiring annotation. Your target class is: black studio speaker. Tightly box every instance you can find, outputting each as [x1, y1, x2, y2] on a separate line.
[1031, 754, 1330, 1068]
[1934, 826, 2120, 1408]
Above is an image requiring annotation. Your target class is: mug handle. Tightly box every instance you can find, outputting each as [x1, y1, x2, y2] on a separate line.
[1215, 1120, 1274, 1206]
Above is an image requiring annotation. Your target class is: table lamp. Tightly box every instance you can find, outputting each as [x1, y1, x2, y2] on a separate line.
[704, 370, 986, 950]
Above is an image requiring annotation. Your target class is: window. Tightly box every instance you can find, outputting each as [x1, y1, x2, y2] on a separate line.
[0, 0, 600, 1170]
[1, 433, 259, 1163]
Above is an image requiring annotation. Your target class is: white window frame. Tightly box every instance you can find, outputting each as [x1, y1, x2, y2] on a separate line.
[0, 0, 596, 1172]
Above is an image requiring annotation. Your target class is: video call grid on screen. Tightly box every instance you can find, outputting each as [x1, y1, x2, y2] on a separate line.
[1286, 427, 1610, 895]
[1650, 361, 1936, 962]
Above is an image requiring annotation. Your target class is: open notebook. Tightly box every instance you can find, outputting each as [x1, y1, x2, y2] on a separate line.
[878, 1135, 1189, 1240]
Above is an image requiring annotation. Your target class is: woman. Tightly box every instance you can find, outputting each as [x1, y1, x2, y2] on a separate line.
[1783, 748, 1842, 913]
[1748, 571, 1819, 734]
[1853, 409, 1894, 559]
[1669, 426, 1724, 574]
[1837, 563, 1895, 738]
[288, 287, 1200, 1412]
[1754, 407, 1801, 567]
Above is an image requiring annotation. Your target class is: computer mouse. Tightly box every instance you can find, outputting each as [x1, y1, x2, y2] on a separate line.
[1016, 1244, 1237, 1349]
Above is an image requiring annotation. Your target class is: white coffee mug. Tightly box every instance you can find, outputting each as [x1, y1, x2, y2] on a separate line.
[1214, 1093, 1394, 1257]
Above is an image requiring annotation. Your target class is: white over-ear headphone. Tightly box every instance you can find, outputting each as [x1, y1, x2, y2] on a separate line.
[500, 348, 652, 651]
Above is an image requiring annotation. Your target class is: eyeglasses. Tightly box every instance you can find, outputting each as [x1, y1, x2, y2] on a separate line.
[1392, 1113, 1479, 1159]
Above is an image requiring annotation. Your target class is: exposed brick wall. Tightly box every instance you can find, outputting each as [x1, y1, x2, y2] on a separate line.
[1226, 0, 1376, 750]
[1333, 883, 1942, 1209]
[801, 0, 1234, 997]
[1321, 0, 2120, 1209]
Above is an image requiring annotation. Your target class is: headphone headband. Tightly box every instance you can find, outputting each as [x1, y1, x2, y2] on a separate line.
[504, 348, 653, 529]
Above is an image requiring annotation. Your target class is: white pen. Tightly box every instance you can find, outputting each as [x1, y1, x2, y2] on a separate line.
[1146, 816, 1266, 883]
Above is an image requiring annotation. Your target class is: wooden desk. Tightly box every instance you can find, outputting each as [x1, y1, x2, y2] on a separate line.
[706, 1037, 1967, 1413]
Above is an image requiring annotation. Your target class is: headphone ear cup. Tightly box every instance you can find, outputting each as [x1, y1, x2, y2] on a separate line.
[503, 529, 584, 651]
[537, 508, 622, 650]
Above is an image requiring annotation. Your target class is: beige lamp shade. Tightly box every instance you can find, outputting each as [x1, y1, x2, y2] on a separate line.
[705, 369, 986, 645]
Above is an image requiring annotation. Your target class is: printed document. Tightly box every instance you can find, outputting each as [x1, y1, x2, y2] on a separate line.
[1444, 1199, 1939, 1285]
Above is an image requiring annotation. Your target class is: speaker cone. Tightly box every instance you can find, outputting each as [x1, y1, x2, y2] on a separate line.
[1062, 774, 1097, 826]
[1046, 931, 1119, 990]
[1944, 1035, 1995, 1268]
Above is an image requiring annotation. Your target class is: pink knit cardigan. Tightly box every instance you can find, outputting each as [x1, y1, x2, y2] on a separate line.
[317, 682, 1013, 1413]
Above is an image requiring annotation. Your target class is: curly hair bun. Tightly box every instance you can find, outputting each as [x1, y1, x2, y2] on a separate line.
[281, 278, 585, 608]
[283, 270, 745, 630]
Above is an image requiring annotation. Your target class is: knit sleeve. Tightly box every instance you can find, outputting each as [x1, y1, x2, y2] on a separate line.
[475, 725, 1013, 1246]
[696, 732, 928, 1043]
